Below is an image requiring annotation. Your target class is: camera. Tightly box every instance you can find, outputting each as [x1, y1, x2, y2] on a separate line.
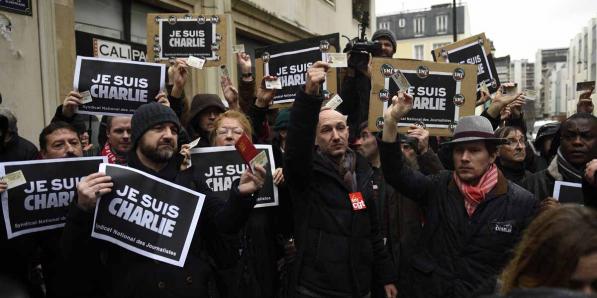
[344, 11, 381, 71]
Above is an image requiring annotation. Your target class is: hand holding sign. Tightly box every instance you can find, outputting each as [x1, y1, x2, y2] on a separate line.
[385, 91, 414, 122]
[256, 76, 278, 108]
[62, 91, 83, 118]
[220, 76, 240, 111]
[77, 172, 113, 211]
[487, 82, 522, 119]
[237, 52, 253, 80]
[238, 164, 267, 196]
[305, 61, 330, 96]
[169, 58, 189, 98]
[0, 181, 6, 193]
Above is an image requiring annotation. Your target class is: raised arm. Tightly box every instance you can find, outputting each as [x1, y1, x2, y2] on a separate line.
[284, 62, 330, 190]
[380, 92, 434, 202]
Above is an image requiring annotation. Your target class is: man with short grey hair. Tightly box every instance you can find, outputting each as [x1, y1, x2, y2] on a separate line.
[379, 92, 538, 297]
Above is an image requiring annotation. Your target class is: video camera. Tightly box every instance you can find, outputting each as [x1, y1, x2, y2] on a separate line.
[344, 11, 382, 71]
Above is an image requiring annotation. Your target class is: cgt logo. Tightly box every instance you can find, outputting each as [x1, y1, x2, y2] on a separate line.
[380, 64, 396, 77]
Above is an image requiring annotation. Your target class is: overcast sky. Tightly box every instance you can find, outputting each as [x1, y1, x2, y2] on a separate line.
[375, 0, 597, 62]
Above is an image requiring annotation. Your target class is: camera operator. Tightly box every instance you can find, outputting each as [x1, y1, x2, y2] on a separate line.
[338, 28, 397, 143]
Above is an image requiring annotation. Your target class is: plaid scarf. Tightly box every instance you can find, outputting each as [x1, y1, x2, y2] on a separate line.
[453, 163, 498, 217]
[100, 142, 127, 165]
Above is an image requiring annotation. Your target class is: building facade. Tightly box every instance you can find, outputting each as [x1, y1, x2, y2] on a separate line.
[494, 55, 511, 83]
[376, 3, 469, 61]
[566, 17, 597, 116]
[0, 0, 373, 145]
[509, 59, 535, 130]
[533, 48, 568, 119]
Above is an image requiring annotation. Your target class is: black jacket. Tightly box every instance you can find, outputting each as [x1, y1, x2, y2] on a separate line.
[379, 140, 538, 298]
[0, 135, 38, 162]
[61, 153, 256, 298]
[285, 89, 395, 297]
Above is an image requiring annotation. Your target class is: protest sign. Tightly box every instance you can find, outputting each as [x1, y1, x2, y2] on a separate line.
[190, 145, 278, 208]
[73, 56, 165, 116]
[368, 58, 476, 136]
[553, 181, 584, 204]
[255, 34, 339, 108]
[432, 33, 500, 95]
[1, 157, 106, 239]
[92, 164, 204, 267]
[146, 13, 228, 67]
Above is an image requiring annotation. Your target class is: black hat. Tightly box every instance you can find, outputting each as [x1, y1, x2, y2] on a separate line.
[534, 122, 560, 148]
[131, 103, 180, 148]
[372, 29, 397, 54]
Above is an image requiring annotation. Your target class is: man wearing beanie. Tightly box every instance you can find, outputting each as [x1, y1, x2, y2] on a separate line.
[62, 103, 267, 297]
[339, 28, 398, 143]
[379, 93, 538, 297]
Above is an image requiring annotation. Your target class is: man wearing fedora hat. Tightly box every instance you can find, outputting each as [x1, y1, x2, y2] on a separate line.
[378, 92, 538, 298]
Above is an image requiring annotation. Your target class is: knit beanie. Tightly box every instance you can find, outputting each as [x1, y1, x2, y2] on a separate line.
[274, 109, 290, 131]
[131, 103, 180, 148]
[372, 29, 397, 54]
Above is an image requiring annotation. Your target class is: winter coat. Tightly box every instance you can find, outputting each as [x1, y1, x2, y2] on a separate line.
[60, 153, 256, 298]
[379, 140, 538, 298]
[285, 88, 396, 297]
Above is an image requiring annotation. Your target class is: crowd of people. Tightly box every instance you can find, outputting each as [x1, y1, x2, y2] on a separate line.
[1, 27, 597, 298]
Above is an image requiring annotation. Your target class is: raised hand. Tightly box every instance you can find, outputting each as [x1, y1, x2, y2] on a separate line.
[256, 75, 278, 108]
[62, 91, 83, 118]
[305, 61, 330, 96]
[238, 164, 267, 196]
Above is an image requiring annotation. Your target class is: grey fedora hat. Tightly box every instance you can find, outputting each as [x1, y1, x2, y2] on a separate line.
[441, 115, 508, 146]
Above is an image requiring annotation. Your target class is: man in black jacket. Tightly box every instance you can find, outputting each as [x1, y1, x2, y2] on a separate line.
[285, 62, 397, 298]
[0, 107, 38, 162]
[522, 113, 597, 203]
[379, 93, 538, 298]
[61, 103, 266, 298]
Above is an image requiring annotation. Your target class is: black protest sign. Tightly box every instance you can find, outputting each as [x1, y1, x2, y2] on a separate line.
[432, 33, 500, 94]
[190, 145, 278, 208]
[92, 164, 204, 267]
[73, 56, 165, 116]
[368, 58, 477, 136]
[553, 181, 584, 204]
[160, 19, 214, 58]
[146, 14, 228, 67]
[0, 157, 106, 239]
[255, 34, 339, 107]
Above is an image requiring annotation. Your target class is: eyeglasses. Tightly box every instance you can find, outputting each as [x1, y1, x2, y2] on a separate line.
[216, 127, 244, 136]
[505, 138, 525, 147]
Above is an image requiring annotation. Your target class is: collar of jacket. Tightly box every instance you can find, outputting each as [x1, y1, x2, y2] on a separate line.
[547, 156, 563, 181]
[313, 148, 373, 192]
[448, 165, 508, 198]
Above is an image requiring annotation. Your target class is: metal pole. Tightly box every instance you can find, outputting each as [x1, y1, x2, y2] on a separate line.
[452, 0, 457, 42]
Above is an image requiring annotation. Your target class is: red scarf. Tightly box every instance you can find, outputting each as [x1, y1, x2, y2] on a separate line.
[100, 142, 127, 165]
[453, 163, 498, 217]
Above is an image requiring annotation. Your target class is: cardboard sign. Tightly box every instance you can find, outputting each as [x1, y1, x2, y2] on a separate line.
[368, 58, 477, 136]
[92, 164, 204, 267]
[73, 56, 166, 116]
[432, 33, 500, 95]
[190, 145, 278, 208]
[146, 14, 228, 67]
[553, 181, 584, 204]
[255, 34, 339, 108]
[0, 157, 106, 239]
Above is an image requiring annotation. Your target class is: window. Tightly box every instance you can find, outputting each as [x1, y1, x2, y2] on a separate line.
[414, 45, 424, 60]
[378, 21, 390, 30]
[436, 15, 448, 34]
[433, 42, 449, 49]
[414, 16, 425, 36]
[398, 18, 405, 28]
